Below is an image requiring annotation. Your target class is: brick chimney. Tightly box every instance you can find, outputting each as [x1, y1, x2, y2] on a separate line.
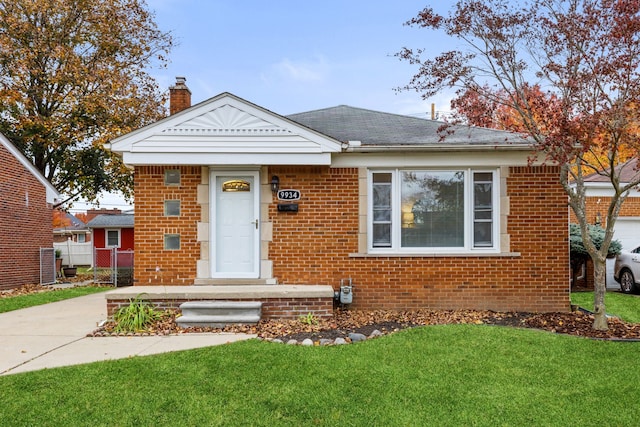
[169, 76, 191, 115]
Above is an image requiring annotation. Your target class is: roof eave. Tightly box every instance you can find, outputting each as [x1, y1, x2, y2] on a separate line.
[345, 143, 534, 152]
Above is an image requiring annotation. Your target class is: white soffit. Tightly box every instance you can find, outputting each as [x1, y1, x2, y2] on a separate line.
[110, 93, 342, 165]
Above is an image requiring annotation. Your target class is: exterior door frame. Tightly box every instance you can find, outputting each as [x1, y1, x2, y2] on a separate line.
[210, 169, 260, 278]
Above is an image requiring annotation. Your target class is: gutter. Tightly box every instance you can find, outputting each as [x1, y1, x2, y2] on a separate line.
[343, 143, 534, 153]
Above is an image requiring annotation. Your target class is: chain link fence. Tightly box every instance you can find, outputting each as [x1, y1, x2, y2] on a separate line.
[94, 248, 134, 287]
[39, 248, 56, 285]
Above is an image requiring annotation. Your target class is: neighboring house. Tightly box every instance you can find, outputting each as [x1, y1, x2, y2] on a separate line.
[107, 78, 569, 314]
[54, 212, 91, 243]
[86, 213, 134, 268]
[0, 133, 59, 290]
[572, 159, 640, 288]
[578, 159, 640, 250]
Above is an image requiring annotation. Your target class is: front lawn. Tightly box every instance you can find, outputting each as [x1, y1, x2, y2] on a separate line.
[0, 325, 638, 426]
[571, 291, 640, 323]
[0, 286, 110, 314]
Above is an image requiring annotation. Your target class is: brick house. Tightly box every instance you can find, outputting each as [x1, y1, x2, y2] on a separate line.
[0, 133, 59, 290]
[107, 78, 570, 317]
[571, 159, 640, 289]
[577, 160, 640, 249]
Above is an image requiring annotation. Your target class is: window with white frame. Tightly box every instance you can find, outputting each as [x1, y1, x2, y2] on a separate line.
[369, 169, 497, 252]
[106, 229, 120, 247]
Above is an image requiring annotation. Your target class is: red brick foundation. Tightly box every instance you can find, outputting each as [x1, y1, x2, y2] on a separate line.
[107, 296, 333, 320]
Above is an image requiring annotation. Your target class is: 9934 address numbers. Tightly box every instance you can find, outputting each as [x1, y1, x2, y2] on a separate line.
[277, 189, 301, 201]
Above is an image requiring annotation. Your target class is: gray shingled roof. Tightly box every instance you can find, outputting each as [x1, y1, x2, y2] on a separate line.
[287, 105, 527, 146]
[54, 212, 88, 233]
[86, 214, 134, 228]
[583, 159, 640, 183]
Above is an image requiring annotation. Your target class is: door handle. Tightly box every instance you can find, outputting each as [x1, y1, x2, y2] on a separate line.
[251, 219, 258, 229]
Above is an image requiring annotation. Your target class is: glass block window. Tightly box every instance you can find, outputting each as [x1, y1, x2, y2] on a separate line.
[164, 200, 180, 216]
[164, 234, 180, 250]
[164, 169, 180, 186]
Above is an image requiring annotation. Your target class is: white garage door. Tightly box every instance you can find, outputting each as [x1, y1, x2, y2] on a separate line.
[613, 217, 640, 250]
[608, 218, 640, 289]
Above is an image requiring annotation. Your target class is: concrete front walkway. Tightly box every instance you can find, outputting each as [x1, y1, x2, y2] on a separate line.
[0, 291, 255, 376]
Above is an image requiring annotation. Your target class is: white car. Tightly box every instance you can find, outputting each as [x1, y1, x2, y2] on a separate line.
[614, 246, 640, 293]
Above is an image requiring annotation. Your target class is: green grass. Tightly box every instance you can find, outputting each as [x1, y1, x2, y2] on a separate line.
[0, 286, 110, 313]
[0, 325, 638, 426]
[571, 291, 640, 323]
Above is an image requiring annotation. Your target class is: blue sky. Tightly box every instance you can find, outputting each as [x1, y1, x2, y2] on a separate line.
[148, 0, 457, 116]
[76, 1, 459, 211]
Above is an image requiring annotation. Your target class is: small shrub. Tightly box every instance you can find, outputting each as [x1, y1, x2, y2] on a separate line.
[569, 223, 621, 257]
[299, 312, 318, 326]
[113, 294, 162, 333]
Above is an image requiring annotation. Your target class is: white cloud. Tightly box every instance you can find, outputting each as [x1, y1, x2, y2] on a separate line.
[268, 56, 330, 83]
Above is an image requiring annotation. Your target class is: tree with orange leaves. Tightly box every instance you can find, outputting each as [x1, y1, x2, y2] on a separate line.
[0, 0, 173, 207]
[74, 213, 88, 224]
[398, 0, 640, 330]
[52, 209, 71, 228]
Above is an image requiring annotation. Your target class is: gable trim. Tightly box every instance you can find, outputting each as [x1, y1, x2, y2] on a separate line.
[109, 92, 343, 166]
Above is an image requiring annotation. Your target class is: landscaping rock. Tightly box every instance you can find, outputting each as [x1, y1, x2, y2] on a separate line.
[348, 332, 367, 342]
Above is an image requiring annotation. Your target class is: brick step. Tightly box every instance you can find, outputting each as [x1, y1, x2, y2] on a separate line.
[176, 301, 262, 328]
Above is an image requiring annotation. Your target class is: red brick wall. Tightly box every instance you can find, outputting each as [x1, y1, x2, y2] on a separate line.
[133, 166, 201, 285]
[0, 143, 53, 290]
[570, 195, 640, 225]
[269, 165, 569, 313]
[131, 164, 570, 313]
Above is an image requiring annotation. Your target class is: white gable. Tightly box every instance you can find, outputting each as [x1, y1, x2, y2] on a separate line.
[109, 93, 342, 166]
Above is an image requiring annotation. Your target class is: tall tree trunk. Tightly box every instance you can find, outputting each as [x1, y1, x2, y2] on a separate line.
[592, 256, 608, 330]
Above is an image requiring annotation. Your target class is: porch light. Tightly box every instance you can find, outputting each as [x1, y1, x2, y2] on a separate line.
[270, 175, 280, 193]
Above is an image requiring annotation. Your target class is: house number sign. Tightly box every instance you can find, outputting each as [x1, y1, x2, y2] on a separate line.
[277, 189, 301, 201]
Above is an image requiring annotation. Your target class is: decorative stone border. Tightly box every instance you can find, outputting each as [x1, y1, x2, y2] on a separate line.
[262, 329, 384, 346]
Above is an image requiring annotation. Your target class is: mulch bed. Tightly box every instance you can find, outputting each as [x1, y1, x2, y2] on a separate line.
[5, 284, 640, 341]
[94, 307, 640, 341]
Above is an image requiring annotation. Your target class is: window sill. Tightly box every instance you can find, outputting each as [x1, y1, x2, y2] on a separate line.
[349, 252, 521, 258]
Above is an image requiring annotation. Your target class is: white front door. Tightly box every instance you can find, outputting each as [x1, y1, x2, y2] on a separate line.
[212, 171, 260, 278]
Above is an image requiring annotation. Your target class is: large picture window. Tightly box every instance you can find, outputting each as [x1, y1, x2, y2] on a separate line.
[369, 169, 497, 252]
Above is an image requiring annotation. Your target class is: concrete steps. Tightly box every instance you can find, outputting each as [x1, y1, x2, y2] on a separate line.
[176, 301, 262, 328]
